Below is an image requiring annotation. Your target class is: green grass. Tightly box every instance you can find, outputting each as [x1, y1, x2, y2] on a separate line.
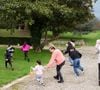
[59, 30, 100, 46]
[0, 48, 50, 86]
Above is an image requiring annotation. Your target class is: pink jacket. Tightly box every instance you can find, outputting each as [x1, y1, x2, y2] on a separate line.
[47, 49, 65, 68]
[21, 44, 30, 52]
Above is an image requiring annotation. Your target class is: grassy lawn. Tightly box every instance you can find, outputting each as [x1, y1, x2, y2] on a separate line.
[0, 48, 50, 86]
[60, 30, 100, 46]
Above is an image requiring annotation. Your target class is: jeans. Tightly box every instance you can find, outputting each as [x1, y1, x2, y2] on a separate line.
[69, 57, 73, 65]
[73, 58, 83, 76]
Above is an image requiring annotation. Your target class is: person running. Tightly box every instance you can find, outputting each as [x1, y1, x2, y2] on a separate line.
[7, 44, 15, 61]
[21, 42, 31, 62]
[69, 48, 84, 76]
[46, 46, 65, 83]
[31, 60, 45, 86]
[4, 50, 14, 70]
[64, 41, 75, 66]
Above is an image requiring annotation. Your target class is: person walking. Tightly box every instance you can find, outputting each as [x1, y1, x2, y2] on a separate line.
[46, 46, 65, 83]
[31, 60, 45, 86]
[21, 42, 31, 62]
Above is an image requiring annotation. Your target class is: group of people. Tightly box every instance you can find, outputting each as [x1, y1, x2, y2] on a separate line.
[31, 40, 84, 86]
[5, 39, 100, 85]
[4, 42, 31, 70]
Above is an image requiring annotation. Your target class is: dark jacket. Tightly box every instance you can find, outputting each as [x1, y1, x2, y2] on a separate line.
[69, 49, 82, 60]
[5, 50, 11, 60]
[64, 42, 75, 56]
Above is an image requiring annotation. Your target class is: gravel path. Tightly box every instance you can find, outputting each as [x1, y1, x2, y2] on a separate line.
[1, 46, 100, 90]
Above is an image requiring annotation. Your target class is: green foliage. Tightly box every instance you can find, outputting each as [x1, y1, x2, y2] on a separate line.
[0, 0, 97, 51]
[0, 0, 96, 29]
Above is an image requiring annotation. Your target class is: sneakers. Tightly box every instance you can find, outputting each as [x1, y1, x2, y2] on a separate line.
[53, 76, 59, 80]
[58, 80, 64, 83]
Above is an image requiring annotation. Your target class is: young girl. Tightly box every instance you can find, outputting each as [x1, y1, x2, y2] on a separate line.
[21, 42, 31, 62]
[31, 60, 45, 85]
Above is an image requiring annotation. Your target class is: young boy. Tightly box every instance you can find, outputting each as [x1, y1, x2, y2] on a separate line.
[5, 50, 14, 70]
[31, 60, 45, 86]
[7, 44, 15, 61]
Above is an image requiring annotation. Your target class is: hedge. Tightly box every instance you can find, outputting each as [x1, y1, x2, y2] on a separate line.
[0, 37, 32, 45]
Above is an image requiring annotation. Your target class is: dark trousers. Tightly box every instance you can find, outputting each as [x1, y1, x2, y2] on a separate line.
[56, 61, 65, 81]
[5, 59, 12, 69]
[24, 51, 30, 62]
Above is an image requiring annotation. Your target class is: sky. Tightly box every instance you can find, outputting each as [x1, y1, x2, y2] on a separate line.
[93, 0, 100, 19]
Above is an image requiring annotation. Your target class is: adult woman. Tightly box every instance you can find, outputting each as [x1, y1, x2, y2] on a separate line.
[46, 46, 65, 83]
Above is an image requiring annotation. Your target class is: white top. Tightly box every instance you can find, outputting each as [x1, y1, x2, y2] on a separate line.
[32, 65, 44, 75]
[95, 41, 100, 63]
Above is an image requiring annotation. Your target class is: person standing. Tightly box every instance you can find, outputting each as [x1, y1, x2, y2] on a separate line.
[95, 39, 100, 63]
[21, 42, 31, 62]
[46, 46, 65, 83]
[95, 39, 100, 85]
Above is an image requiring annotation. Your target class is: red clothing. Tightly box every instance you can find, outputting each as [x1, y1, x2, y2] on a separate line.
[47, 49, 65, 68]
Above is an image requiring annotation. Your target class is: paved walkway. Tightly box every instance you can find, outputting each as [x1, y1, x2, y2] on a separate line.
[0, 46, 100, 90]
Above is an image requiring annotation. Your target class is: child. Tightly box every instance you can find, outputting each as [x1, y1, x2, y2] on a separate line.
[21, 42, 30, 62]
[5, 50, 14, 70]
[31, 60, 45, 86]
[7, 44, 15, 61]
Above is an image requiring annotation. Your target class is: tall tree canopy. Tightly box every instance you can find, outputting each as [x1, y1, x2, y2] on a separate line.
[0, 0, 96, 51]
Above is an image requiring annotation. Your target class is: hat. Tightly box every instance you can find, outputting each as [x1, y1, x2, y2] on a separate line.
[48, 43, 56, 49]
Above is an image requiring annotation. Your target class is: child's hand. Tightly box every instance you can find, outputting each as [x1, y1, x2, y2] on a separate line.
[44, 66, 47, 69]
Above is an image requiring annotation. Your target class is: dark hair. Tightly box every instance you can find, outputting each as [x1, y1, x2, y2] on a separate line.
[49, 46, 55, 50]
[70, 39, 75, 42]
[36, 60, 41, 65]
[68, 41, 72, 46]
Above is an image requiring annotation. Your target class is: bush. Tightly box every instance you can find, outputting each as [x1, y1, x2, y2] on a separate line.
[0, 37, 32, 45]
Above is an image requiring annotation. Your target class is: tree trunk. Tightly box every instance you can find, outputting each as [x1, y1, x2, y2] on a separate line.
[29, 24, 42, 52]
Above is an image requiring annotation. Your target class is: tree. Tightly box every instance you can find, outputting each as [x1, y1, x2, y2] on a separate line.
[0, 0, 97, 52]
